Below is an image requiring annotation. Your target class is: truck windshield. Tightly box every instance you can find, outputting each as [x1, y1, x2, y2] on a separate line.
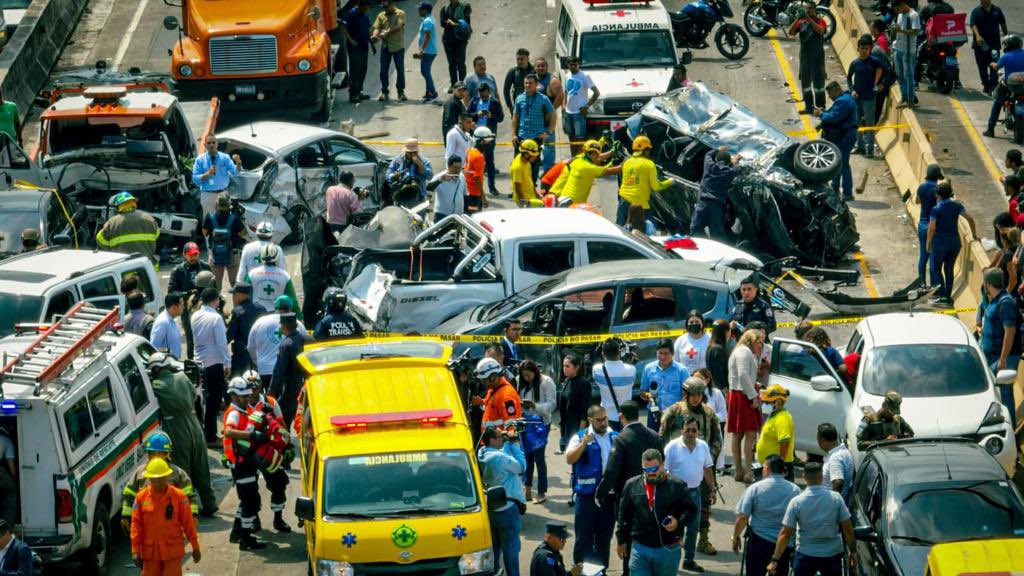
[580, 31, 677, 68]
[324, 450, 479, 517]
[48, 117, 171, 158]
[0, 293, 44, 331]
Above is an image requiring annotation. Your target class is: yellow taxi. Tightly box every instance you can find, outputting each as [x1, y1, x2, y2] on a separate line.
[293, 338, 495, 576]
[925, 538, 1024, 576]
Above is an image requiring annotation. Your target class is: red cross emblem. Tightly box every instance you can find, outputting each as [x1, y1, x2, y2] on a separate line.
[611, 9, 630, 16]
[686, 348, 698, 358]
[627, 79, 643, 87]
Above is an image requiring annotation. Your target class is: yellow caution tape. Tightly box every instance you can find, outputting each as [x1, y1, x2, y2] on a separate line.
[784, 123, 911, 138]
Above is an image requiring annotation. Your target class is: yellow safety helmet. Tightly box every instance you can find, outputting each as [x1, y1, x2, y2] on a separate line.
[632, 135, 653, 152]
[759, 384, 790, 403]
[143, 457, 174, 479]
[519, 139, 540, 155]
[582, 140, 602, 154]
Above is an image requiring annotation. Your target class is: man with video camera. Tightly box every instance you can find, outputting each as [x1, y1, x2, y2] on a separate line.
[477, 426, 526, 576]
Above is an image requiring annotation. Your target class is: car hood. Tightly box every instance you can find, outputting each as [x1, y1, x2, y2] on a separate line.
[625, 82, 792, 163]
[859, 391, 996, 436]
[890, 543, 929, 576]
[586, 68, 675, 98]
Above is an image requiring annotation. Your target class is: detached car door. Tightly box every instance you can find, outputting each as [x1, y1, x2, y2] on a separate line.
[291, 141, 333, 217]
[326, 136, 382, 206]
[769, 337, 851, 455]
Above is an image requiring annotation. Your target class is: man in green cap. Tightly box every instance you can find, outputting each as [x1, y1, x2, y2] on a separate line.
[147, 352, 216, 516]
[856, 390, 914, 450]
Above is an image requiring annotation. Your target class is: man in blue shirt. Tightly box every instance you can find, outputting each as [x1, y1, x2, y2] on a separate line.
[415, 2, 439, 102]
[478, 427, 526, 576]
[814, 81, 859, 201]
[926, 181, 978, 304]
[511, 74, 555, 183]
[978, 267, 1020, 424]
[847, 35, 883, 158]
[914, 164, 943, 283]
[386, 138, 434, 202]
[768, 462, 856, 576]
[150, 292, 185, 359]
[690, 147, 738, 240]
[640, 340, 690, 431]
[983, 34, 1024, 138]
[733, 455, 801, 576]
[192, 134, 241, 220]
[969, 0, 1007, 95]
[340, 0, 373, 103]
[816, 424, 854, 505]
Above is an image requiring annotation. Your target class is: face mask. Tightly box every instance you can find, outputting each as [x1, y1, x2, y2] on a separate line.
[687, 323, 703, 335]
[761, 403, 774, 416]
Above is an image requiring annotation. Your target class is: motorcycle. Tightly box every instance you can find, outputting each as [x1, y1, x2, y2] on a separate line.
[744, 0, 837, 41]
[1001, 72, 1024, 145]
[916, 40, 964, 94]
[671, 0, 750, 60]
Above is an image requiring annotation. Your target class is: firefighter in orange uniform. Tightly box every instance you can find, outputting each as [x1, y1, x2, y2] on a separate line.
[130, 458, 201, 576]
[474, 358, 522, 432]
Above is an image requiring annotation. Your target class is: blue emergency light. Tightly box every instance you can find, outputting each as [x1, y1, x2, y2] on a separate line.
[1, 400, 20, 415]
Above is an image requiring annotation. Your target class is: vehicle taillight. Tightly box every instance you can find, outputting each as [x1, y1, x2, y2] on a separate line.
[56, 489, 73, 523]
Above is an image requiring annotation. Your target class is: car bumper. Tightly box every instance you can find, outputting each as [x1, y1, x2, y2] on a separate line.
[23, 534, 74, 563]
[175, 70, 328, 110]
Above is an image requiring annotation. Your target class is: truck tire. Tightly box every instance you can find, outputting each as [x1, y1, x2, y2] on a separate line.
[312, 75, 334, 123]
[792, 139, 842, 183]
[82, 502, 111, 576]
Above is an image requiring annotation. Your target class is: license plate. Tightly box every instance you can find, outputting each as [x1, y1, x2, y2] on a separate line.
[944, 56, 958, 67]
[234, 84, 256, 96]
[1016, 103, 1024, 116]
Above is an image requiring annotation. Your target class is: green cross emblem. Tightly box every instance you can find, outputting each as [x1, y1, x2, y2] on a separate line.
[391, 524, 417, 548]
[261, 283, 275, 296]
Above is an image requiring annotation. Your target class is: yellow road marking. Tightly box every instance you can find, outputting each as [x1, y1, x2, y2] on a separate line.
[768, 29, 817, 140]
[949, 94, 1003, 183]
[853, 251, 879, 297]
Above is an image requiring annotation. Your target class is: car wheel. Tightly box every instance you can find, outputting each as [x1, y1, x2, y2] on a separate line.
[81, 503, 110, 576]
[311, 74, 334, 123]
[792, 139, 842, 183]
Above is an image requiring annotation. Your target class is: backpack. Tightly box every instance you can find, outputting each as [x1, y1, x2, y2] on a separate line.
[210, 212, 237, 266]
[520, 413, 550, 453]
[445, 3, 472, 41]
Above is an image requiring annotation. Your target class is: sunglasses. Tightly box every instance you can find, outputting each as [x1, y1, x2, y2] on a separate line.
[642, 465, 661, 474]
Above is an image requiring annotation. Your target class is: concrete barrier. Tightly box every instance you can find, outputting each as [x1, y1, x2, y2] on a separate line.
[0, 0, 90, 120]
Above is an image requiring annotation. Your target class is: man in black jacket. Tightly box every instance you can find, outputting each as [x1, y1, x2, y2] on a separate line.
[225, 283, 261, 376]
[616, 449, 696, 576]
[597, 401, 662, 502]
[0, 520, 33, 576]
[269, 313, 307, 425]
[169, 242, 212, 294]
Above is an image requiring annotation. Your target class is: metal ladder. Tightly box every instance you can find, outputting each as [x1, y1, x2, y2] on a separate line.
[0, 302, 120, 392]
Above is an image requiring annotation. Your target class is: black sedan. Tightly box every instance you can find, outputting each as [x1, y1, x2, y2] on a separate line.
[851, 438, 1024, 576]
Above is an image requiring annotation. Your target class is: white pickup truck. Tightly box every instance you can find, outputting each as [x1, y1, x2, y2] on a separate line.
[345, 208, 687, 333]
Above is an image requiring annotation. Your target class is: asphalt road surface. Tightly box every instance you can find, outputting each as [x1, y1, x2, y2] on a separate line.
[30, 0, 936, 574]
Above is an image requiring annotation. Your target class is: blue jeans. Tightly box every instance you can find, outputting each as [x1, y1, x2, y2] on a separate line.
[379, 48, 406, 94]
[929, 238, 960, 299]
[524, 445, 548, 494]
[683, 487, 701, 562]
[894, 49, 916, 104]
[573, 493, 616, 567]
[563, 111, 587, 142]
[792, 551, 844, 576]
[827, 130, 856, 199]
[616, 196, 631, 226]
[542, 135, 556, 176]
[989, 358, 1020, 427]
[855, 97, 875, 154]
[917, 221, 930, 282]
[481, 140, 497, 191]
[690, 200, 727, 240]
[628, 542, 682, 576]
[489, 505, 521, 576]
[420, 52, 437, 96]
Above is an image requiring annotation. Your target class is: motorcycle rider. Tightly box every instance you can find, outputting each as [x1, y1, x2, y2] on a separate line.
[983, 34, 1024, 138]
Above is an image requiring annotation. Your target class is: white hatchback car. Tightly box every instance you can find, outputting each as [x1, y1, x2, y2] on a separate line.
[769, 312, 1018, 475]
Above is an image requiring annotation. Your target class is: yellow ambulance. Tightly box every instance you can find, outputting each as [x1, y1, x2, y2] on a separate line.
[294, 338, 495, 576]
[924, 538, 1024, 576]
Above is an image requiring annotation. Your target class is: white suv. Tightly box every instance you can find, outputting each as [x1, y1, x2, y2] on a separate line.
[769, 313, 1018, 475]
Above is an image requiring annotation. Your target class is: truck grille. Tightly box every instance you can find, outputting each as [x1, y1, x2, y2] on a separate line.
[603, 96, 651, 116]
[209, 35, 278, 75]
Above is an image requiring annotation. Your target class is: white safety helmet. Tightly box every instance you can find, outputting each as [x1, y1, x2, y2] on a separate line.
[227, 377, 254, 396]
[473, 126, 494, 140]
[255, 221, 274, 240]
[242, 369, 262, 384]
[259, 243, 281, 264]
[474, 357, 503, 379]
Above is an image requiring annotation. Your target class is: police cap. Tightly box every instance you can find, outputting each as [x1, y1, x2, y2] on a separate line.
[545, 521, 570, 539]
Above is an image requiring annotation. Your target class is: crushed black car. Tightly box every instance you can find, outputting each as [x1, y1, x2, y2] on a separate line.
[612, 83, 859, 266]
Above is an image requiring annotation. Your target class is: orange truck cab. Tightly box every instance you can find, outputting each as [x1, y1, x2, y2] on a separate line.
[162, 0, 338, 120]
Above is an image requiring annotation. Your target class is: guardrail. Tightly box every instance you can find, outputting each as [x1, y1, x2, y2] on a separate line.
[0, 0, 90, 121]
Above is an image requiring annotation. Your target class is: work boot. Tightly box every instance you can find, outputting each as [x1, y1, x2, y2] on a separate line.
[814, 90, 826, 110]
[800, 89, 814, 114]
[238, 529, 267, 551]
[274, 512, 292, 533]
[229, 518, 241, 544]
[698, 537, 717, 555]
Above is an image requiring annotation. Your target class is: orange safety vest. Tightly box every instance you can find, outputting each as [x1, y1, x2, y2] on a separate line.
[481, 378, 522, 431]
[222, 403, 251, 465]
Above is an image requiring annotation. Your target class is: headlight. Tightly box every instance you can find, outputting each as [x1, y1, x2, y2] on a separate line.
[316, 559, 354, 576]
[298, 59, 312, 72]
[458, 548, 494, 575]
[983, 436, 1004, 455]
[589, 99, 604, 115]
[178, 64, 192, 77]
[981, 401, 1005, 427]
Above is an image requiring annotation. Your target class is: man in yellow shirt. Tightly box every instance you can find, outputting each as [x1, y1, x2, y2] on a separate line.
[557, 140, 623, 205]
[510, 139, 541, 206]
[755, 384, 795, 481]
[617, 135, 674, 226]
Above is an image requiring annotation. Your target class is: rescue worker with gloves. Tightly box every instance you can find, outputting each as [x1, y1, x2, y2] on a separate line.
[121, 432, 199, 534]
[616, 135, 674, 227]
[243, 370, 292, 534]
[222, 377, 268, 550]
[130, 458, 201, 576]
[812, 81, 859, 201]
[96, 191, 160, 266]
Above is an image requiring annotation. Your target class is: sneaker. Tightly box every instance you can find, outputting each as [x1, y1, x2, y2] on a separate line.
[378, 91, 389, 102]
[697, 539, 718, 555]
[398, 91, 408, 101]
[358, 93, 372, 101]
[982, 129, 995, 137]
[533, 494, 547, 504]
[682, 560, 705, 573]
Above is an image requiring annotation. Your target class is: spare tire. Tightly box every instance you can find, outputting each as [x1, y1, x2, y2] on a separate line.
[792, 140, 842, 184]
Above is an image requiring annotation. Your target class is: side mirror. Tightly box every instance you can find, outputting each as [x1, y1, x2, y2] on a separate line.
[162, 15, 180, 31]
[294, 496, 314, 521]
[995, 369, 1017, 386]
[681, 51, 694, 66]
[853, 525, 878, 542]
[486, 486, 507, 511]
[810, 374, 840, 392]
[52, 233, 72, 246]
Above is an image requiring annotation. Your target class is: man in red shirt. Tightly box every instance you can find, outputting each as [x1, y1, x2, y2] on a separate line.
[464, 127, 493, 211]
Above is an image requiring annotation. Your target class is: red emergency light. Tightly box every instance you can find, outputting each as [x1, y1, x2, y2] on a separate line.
[664, 236, 699, 251]
[331, 409, 454, 431]
[583, 0, 652, 5]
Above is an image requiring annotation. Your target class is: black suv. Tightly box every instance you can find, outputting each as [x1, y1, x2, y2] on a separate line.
[851, 438, 1024, 576]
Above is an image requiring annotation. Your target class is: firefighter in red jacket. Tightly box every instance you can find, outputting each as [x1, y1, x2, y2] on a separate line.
[130, 458, 201, 576]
